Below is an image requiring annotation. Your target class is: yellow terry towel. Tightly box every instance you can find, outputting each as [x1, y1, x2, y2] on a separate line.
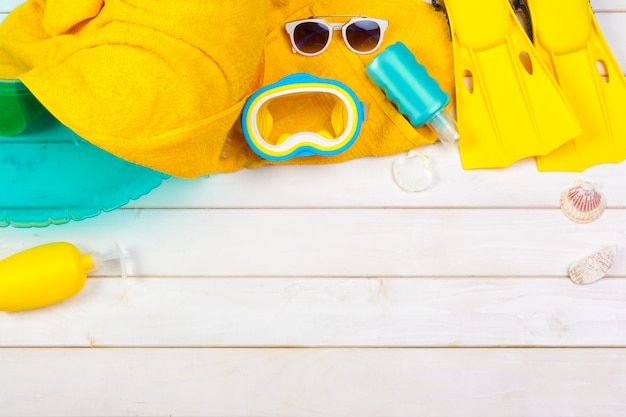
[0, 0, 453, 178]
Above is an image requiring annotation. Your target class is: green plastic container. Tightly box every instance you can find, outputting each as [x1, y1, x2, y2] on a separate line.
[0, 79, 47, 136]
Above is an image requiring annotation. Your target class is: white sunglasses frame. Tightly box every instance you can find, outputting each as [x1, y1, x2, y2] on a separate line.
[285, 16, 389, 56]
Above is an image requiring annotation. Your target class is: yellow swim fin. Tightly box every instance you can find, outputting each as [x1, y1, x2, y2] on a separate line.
[526, 0, 626, 172]
[437, 0, 581, 169]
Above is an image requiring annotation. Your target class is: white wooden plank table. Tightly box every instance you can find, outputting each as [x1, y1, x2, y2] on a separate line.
[2, 1, 626, 416]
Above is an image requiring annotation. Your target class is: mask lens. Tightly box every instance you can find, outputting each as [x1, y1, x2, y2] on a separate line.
[293, 22, 330, 54]
[258, 92, 342, 145]
[345, 20, 381, 53]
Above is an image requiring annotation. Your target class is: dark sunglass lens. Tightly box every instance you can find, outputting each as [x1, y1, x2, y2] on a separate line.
[345, 20, 381, 52]
[293, 22, 330, 54]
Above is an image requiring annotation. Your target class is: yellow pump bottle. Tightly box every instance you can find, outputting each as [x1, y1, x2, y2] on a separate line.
[0, 242, 105, 312]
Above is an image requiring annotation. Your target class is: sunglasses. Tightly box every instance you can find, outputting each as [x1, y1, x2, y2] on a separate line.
[285, 16, 389, 56]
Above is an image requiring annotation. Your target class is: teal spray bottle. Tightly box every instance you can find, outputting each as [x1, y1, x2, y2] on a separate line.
[366, 41, 459, 144]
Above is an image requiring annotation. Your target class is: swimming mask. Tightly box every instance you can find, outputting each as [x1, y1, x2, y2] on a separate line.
[241, 73, 364, 161]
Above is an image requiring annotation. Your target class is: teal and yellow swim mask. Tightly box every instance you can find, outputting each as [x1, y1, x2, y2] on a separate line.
[242, 73, 364, 161]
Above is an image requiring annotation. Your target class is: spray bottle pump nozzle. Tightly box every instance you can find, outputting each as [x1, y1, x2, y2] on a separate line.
[88, 243, 127, 279]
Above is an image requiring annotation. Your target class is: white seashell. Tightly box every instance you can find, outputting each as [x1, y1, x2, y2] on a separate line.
[569, 245, 617, 285]
[560, 180, 606, 224]
[392, 151, 434, 192]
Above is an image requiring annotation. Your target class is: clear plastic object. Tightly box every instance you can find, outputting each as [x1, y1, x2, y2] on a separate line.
[392, 151, 434, 192]
[428, 110, 459, 146]
[91, 243, 128, 280]
[0, 112, 168, 227]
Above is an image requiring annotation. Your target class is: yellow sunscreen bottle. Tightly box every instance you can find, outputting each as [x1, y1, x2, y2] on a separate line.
[0, 242, 123, 312]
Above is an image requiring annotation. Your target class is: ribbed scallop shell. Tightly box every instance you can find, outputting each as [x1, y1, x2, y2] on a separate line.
[559, 180, 606, 224]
